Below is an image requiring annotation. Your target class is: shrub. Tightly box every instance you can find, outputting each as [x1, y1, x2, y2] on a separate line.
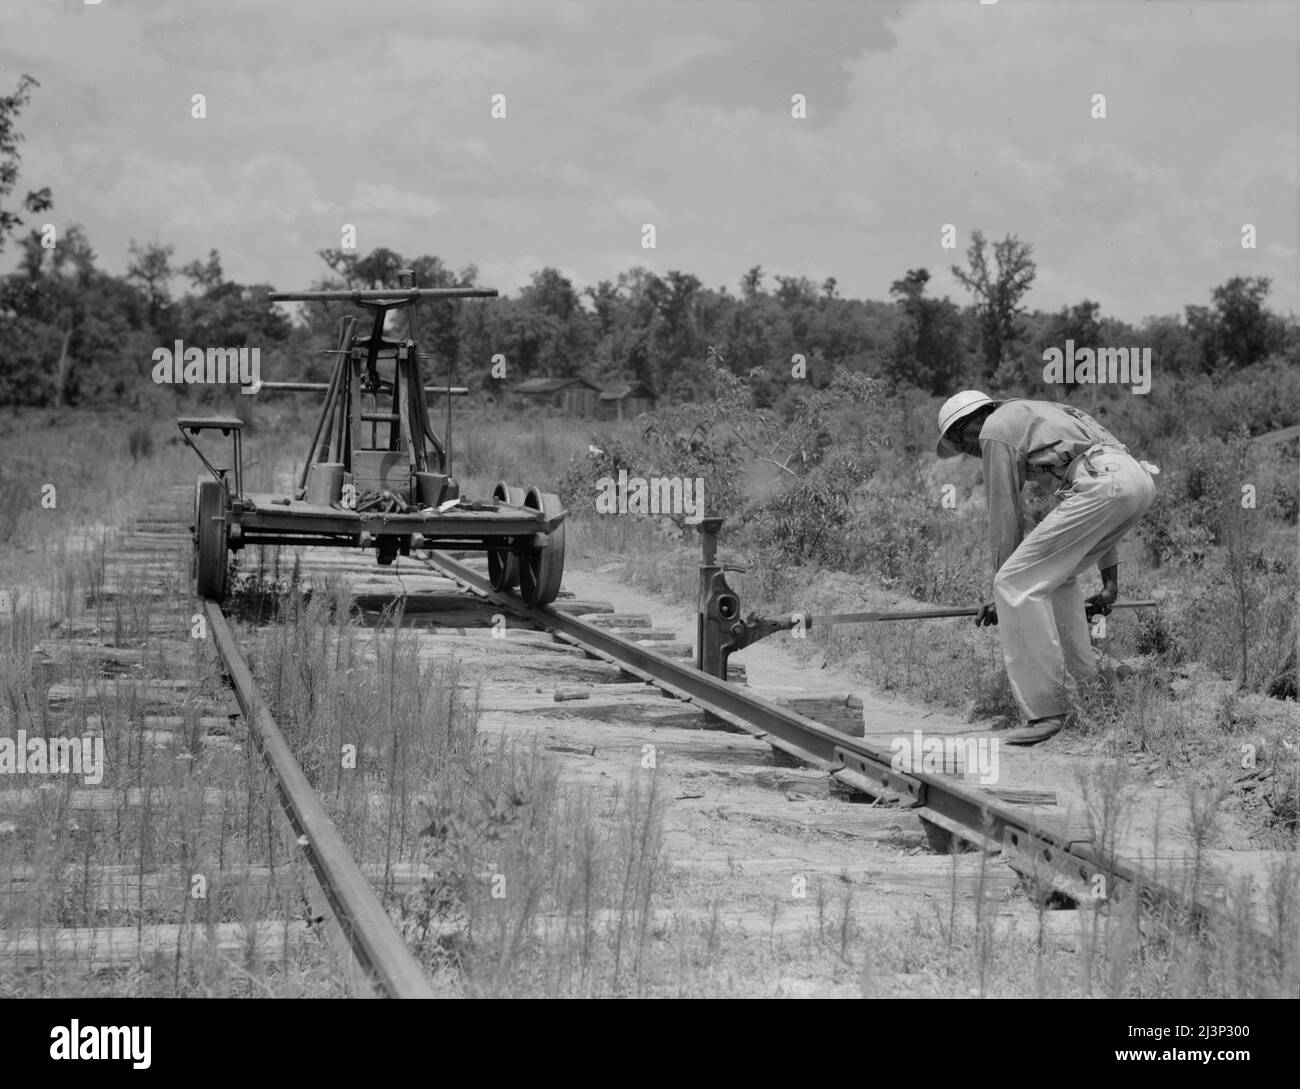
[743, 465, 858, 571]
[848, 491, 941, 594]
[1138, 432, 1253, 567]
[1272, 476, 1299, 526]
[127, 423, 154, 461]
[1135, 610, 1181, 662]
[556, 424, 745, 529]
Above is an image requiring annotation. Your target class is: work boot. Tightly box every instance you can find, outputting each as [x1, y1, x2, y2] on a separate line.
[1004, 715, 1066, 746]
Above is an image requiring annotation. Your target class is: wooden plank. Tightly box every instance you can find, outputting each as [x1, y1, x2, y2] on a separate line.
[553, 601, 616, 616]
[0, 787, 230, 813]
[585, 614, 651, 629]
[476, 715, 773, 763]
[366, 630, 576, 654]
[415, 651, 627, 680]
[984, 787, 1058, 805]
[3, 863, 436, 911]
[50, 617, 198, 638]
[627, 640, 693, 656]
[46, 680, 234, 714]
[770, 693, 864, 738]
[350, 594, 501, 616]
[487, 695, 712, 730]
[88, 587, 176, 603]
[83, 715, 239, 735]
[32, 640, 194, 672]
[0, 921, 313, 969]
[698, 800, 933, 843]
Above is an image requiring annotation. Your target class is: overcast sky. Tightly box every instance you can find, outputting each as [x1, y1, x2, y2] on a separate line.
[1, 0, 1295, 323]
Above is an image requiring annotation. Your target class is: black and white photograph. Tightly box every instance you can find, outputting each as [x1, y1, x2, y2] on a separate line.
[0, 0, 1295, 1048]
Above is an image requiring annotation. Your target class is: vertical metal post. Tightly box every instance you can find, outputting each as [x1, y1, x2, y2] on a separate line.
[297, 318, 350, 497]
[697, 517, 737, 677]
[445, 353, 454, 477]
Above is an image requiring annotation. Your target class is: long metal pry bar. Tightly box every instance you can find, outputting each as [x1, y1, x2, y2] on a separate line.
[694, 518, 1154, 680]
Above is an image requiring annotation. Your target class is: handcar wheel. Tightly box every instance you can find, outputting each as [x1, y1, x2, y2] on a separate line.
[194, 479, 229, 601]
[487, 481, 524, 591]
[518, 487, 565, 607]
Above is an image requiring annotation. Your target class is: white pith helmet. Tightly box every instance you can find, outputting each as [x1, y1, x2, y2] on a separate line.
[936, 390, 996, 458]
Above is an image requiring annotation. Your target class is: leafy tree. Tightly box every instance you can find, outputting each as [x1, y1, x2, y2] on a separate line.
[806, 296, 887, 373]
[182, 249, 225, 294]
[1028, 298, 1102, 400]
[171, 253, 292, 353]
[883, 268, 966, 395]
[512, 266, 594, 378]
[718, 293, 794, 406]
[636, 270, 704, 392]
[1, 224, 153, 407]
[774, 274, 821, 351]
[1048, 299, 1102, 351]
[0, 74, 52, 254]
[302, 247, 482, 382]
[1186, 276, 1286, 372]
[604, 267, 679, 394]
[318, 246, 406, 290]
[951, 230, 1036, 383]
[126, 240, 176, 332]
[584, 280, 622, 340]
[407, 253, 479, 372]
[1138, 313, 1198, 376]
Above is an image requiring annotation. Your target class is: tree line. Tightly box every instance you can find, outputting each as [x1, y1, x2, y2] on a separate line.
[1, 74, 1295, 413]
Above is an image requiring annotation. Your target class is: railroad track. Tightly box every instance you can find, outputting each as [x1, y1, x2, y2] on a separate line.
[0, 484, 421, 995]
[420, 551, 1278, 933]
[3, 486, 1282, 997]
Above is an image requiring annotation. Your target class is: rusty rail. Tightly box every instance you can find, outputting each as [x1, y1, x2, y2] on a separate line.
[422, 552, 1264, 935]
[202, 602, 435, 999]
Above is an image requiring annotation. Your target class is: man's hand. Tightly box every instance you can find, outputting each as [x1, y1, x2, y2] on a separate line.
[1084, 585, 1118, 620]
[975, 601, 998, 627]
[1086, 565, 1120, 620]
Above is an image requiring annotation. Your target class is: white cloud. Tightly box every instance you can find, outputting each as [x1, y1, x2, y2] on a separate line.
[351, 182, 446, 221]
[0, 0, 1292, 320]
[613, 195, 658, 218]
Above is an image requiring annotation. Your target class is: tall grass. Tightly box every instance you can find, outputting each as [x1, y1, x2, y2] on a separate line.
[252, 587, 675, 996]
[0, 412, 345, 996]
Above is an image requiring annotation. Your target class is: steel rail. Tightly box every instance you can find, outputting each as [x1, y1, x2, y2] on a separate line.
[422, 552, 1263, 932]
[202, 602, 436, 999]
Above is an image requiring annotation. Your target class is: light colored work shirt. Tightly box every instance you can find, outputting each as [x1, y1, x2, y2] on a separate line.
[979, 399, 1126, 577]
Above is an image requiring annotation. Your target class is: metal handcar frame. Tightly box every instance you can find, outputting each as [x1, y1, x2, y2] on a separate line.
[178, 276, 566, 606]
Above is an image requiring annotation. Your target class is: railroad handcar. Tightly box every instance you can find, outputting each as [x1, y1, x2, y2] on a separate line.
[177, 276, 566, 606]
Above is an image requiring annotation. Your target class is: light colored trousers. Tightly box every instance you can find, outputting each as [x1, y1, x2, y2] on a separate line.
[993, 446, 1157, 720]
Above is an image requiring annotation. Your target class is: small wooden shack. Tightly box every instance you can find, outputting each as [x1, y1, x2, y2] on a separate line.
[508, 376, 602, 417]
[598, 381, 658, 421]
